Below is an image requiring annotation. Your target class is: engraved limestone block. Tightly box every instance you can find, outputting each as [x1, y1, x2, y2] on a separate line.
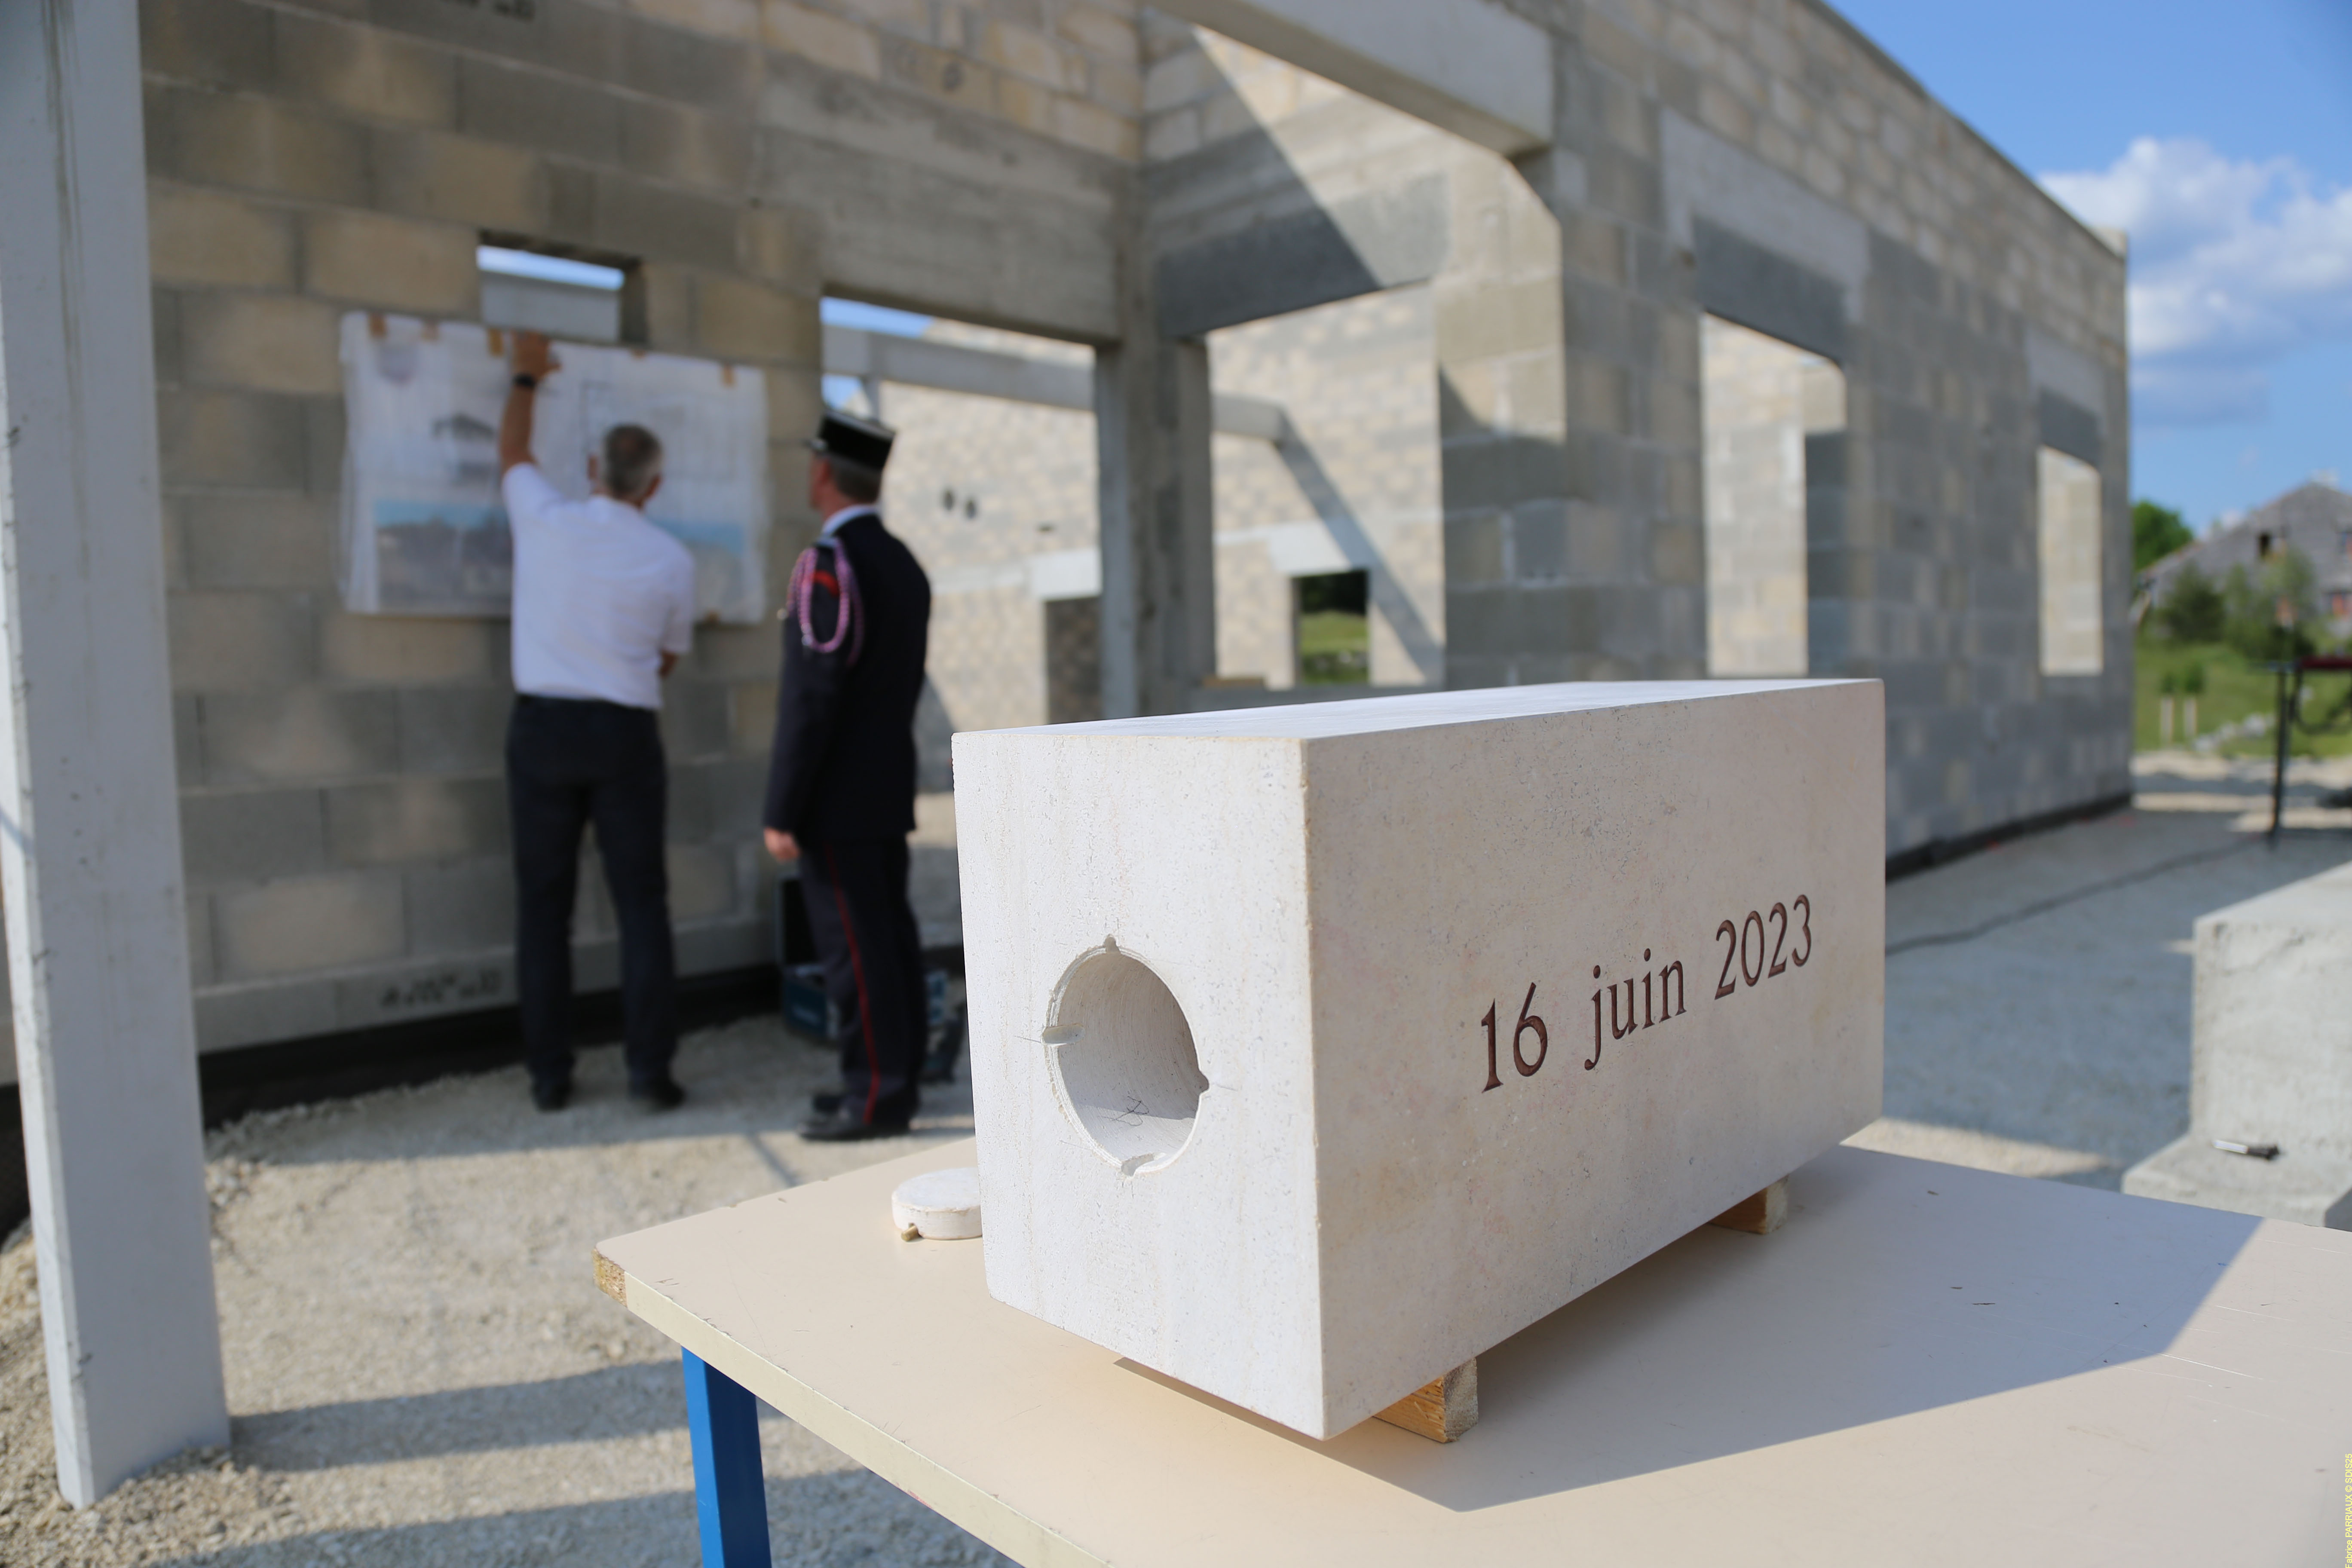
[2124, 864, 2352, 1227]
[954, 682, 1885, 1438]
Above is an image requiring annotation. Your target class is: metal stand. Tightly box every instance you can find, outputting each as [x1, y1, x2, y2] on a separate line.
[682, 1350, 772, 1568]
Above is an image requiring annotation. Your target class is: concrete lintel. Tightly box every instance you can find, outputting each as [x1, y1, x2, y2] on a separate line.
[1155, 0, 1553, 158]
[1663, 111, 1867, 332]
[827, 325, 1287, 440]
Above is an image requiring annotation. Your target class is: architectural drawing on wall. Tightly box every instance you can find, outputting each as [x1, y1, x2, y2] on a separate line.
[339, 313, 769, 623]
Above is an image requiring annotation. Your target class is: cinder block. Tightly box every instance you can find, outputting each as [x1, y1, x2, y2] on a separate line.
[180, 491, 335, 590]
[168, 590, 315, 692]
[628, 0, 758, 42]
[157, 389, 310, 489]
[982, 18, 1075, 89]
[666, 842, 736, 922]
[403, 856, 518, 956]
[629, 262, 700, 351]
[145, 84, 370, 204]
[148, 185, 297, 288]
[879, 34, 996, 115]
[594, 176, 739, 271]
[192, 974, 340, 1052]
[302, 210, 478, 313]
[336, 954, 512, 1030]
[695, 276, 818, 363]
[762, 1, 881, 80]
[621, 99, 752, 192]
[657, 680, 733, 762]
[318, 611, 501, 684]
[138, 0, 274, 90]
[398, 687, 514, 774]
[201, 686, 403, 783]
[728, 679, 778, 753]
[213, 873, 407, 980]
[739, 206, 820, 293]
[1054, 97, 1136, 159]
[174, 692, 205, 784]
[370, 129, 548, 232]
[457, 55, 622, 162]
[663, 760, 718, 840]
[187, 890, 217, 989]
[326, 777, 511, 866]
[305, 396, 347, 494]
[696, 623, 781, 681]
[181, 787, 329, 884]
[623, 11, 763, 108]
[178, 294, 341, 395]
[957, 681, 1884, 1438]
[1057, 2, 1136, 63]
[1085, 58, 1142, 119]
[1443, 514, 1506, 586]
[371, 0, 623, 78]
[275, 12, 457, 126]
[153, 288, 186, 389]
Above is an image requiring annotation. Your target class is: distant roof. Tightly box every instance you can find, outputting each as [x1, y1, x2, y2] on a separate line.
[2144, 480, 2352, 596]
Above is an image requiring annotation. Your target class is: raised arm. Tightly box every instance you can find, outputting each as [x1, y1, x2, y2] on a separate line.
[498, 331, 560, 477]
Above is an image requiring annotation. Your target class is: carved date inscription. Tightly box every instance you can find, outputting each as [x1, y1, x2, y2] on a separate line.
[1478, 948, 1685, 1091]
[1713, 895, 1810, 998]
[1476, 894, 1813, 1092]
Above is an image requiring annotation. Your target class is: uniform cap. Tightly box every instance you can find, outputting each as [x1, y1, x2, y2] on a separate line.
[809, 408, 896, 472]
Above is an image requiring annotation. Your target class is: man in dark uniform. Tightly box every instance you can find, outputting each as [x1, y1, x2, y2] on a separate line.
[763, 409, 934, 1141]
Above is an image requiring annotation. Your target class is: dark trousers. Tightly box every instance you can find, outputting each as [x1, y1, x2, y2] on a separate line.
[507, 695, 677, 1090]
[797, 837, 926, 1126]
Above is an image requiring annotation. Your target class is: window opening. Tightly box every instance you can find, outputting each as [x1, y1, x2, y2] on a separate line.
[2037, 446, 2104, 676]
[1294, 571, 1370, 685]
[1700, 315, 1844, 677]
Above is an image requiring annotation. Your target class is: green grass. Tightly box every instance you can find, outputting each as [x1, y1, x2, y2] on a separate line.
[2134, 637, 2352, 757]
[1297, 609, 1370, 685]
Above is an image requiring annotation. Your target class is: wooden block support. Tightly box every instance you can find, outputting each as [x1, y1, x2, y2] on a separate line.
[1709, 1177, 1790, 1235]
[594, 1248, 628, 1304]
[1372, 1357, 1478, 1442]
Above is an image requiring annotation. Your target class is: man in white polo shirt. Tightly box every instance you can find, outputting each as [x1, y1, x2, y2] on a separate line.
[497, 331, 697, 1113]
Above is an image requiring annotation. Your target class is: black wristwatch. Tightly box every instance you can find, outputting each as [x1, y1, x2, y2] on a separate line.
[512, 373, 539, 391]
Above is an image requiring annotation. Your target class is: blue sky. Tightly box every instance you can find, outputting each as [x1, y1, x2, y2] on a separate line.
[1835, 0, 2352, 530]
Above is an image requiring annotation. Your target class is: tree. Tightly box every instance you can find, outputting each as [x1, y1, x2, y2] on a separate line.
[2156, 561, 2224, 643]
[2132, 499, 2193, 570]
[2220, 549, 2318, 660]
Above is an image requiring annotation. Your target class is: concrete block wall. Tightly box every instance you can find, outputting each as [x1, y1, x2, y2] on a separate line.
[872, 323, 1102, 738]
[1142, 3, 2131, 854]
[1207, 286, 1444, 690]
[136, 0, 1143, 1056]
[1702, 314, 1841, 677]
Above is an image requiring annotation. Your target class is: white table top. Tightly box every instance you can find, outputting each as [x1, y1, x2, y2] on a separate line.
[597, 1141, 2351, 1566]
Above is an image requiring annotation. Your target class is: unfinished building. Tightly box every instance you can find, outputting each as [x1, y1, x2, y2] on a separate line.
[75, 0, 2129, 1074]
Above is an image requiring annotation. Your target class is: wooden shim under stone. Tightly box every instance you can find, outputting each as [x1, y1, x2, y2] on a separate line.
[1709, 1178, 1789, 1234]
[1372, 1358, 1478, 1442]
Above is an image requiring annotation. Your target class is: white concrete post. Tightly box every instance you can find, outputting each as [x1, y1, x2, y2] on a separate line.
[0, 0, 230, 1504]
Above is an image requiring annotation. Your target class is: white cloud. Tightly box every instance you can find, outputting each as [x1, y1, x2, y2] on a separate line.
[2041, 138, 2352, 427]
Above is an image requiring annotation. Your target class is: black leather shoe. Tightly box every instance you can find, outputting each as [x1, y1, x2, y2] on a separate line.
[811, 1090, 846, 1115]
[628, 1075, 686, 1112]
[531, 1079, 571, 1112]
[798, 1107, 910, 1142]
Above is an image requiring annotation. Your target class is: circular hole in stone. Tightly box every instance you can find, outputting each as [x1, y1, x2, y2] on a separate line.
[1045, 942, 1207, 1173]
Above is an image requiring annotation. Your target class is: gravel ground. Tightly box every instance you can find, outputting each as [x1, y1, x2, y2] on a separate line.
[0, 749, 2346, 1564]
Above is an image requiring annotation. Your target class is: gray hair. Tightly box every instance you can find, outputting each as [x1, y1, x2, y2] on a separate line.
[602, 424, 664, 502]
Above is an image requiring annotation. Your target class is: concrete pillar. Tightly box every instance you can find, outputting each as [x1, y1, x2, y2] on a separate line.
[0, 0, 230, 1503]
[1095, 239, 1216, 718]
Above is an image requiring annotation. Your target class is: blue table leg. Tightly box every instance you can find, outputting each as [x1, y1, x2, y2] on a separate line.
[682, 1349, 772, 1567]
